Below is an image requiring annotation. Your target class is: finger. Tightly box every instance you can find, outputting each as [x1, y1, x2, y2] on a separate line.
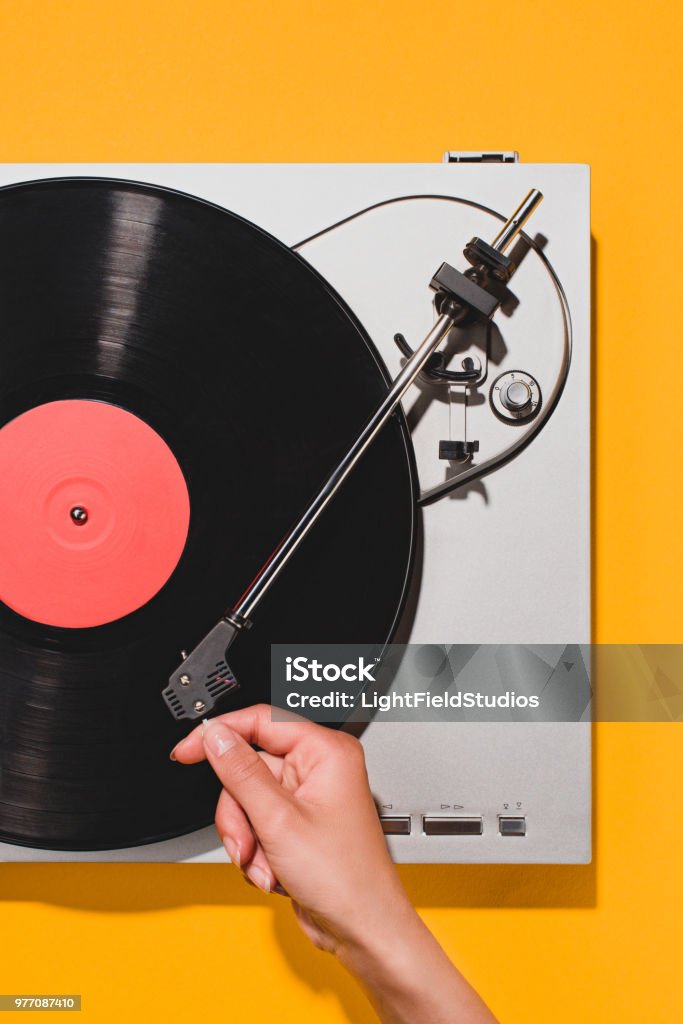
[238, 857, 287, 896]
[214, 788, 257, 868]
[242, 842, 278, 894]
[170, 720, 211, 764]
[171, 703, 325, 764]
[202, 718, 294, 835]
[170, 703, 311, 762]
[258, 749, 284, 782]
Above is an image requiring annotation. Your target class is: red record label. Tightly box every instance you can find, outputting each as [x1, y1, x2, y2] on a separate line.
[0, 400, 190, 628]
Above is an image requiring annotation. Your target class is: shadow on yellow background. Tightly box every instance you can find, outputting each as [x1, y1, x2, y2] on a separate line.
[0, 849, 598, 1024]
[0, 857, 597, 913]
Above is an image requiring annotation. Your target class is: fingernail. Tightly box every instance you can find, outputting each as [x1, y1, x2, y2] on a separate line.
[223, 836, 241, 867]
[246, 865, 271, 894]
[203, 721, 237, 758]
[170, 734, 192, 760]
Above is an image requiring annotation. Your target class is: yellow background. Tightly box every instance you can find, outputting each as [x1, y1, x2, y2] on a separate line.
[0, 1, 681, 1020]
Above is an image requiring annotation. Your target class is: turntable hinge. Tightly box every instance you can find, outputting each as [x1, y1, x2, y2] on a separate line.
[442, 151, 519, 163]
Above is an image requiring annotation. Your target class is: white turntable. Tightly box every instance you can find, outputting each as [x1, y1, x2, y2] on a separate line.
[0, 156, 590, 864]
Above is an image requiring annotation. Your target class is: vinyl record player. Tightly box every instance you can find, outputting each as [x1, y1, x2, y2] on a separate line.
[0, 156, 590, 864]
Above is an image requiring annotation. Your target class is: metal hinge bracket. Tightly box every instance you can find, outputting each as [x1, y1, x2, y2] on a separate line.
[442, 151, 519, 163]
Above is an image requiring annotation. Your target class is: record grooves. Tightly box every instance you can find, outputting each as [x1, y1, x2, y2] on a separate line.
[0, 178, 417, 850]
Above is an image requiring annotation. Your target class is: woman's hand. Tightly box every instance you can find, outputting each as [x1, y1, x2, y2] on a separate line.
[171, 703, 409, 951]
[171, 704, 497, 1024]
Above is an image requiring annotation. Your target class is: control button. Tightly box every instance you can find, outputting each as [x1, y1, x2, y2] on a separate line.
[501, 380, 531, 411]
[423, 816, 483, 836]
[490, 370, 542, 423]
[380, 816, 412, 836]
[499, 816, 526, 837]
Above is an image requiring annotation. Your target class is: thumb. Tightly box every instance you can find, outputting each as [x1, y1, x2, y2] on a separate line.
[202, 719, 289, 833]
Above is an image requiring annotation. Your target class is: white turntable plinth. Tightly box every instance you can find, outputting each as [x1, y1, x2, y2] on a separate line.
[0, 161, 590, 864]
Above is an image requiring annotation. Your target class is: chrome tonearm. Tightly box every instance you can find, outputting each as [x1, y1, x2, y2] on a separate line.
[162, 189, 543, 721]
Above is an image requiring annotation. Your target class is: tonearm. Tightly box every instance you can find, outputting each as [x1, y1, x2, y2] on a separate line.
[162, 188, 543, 721]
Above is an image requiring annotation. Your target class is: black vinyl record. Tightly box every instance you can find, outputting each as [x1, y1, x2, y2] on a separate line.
[0, 178, 417, 851]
